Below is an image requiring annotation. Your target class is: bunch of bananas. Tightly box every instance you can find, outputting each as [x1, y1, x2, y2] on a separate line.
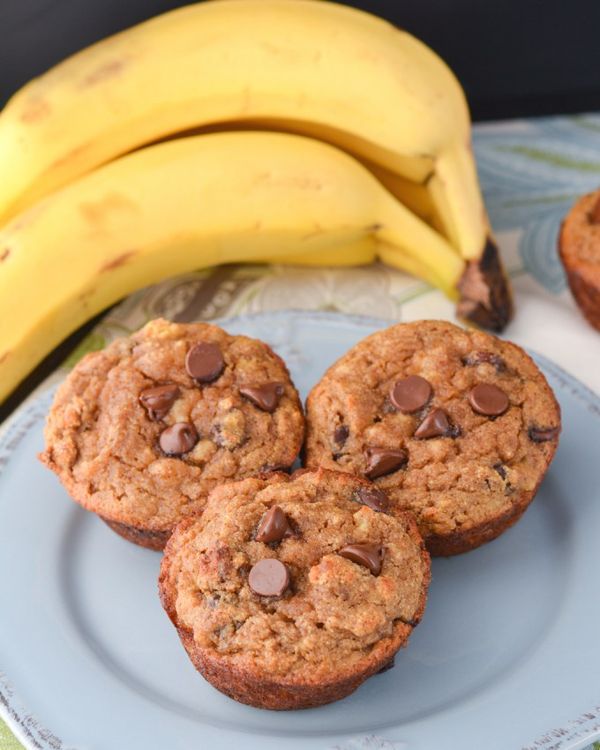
[0, 0, 512, 403]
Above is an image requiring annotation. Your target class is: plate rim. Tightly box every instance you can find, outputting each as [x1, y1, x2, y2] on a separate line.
[1, 309, 599, 750]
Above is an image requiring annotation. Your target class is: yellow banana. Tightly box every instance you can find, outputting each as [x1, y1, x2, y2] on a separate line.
[0, 2, 470, 233]
[0, 132, 464, 403]
[226, 117, 484, 255]
[154, 118, 511, 328]
[364, 160, 444, 236]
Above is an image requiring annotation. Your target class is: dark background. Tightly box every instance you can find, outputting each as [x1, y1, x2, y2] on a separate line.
[1, 0, 598, 418]
[1, 0, 600, 119]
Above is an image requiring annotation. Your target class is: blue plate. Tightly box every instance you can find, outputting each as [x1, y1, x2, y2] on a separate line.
[0, 311, 598, 750]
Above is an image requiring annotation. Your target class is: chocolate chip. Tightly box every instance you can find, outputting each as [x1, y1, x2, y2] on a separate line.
[468, 383, 509, 416]
[390, 375, 432, 413]
[333, 425, 349, 446]
[364, 447, 408, 479]
[528, 425, 560, 443]
[462, 351, 507, 373]
[185, 342, 224, 383]
[159, 422, 198, 456]
[139, 384, 180, 421]
[414, 408, 453, 439]
[255, 506, 291, 544]
[353, 487, 389, 513]
[240, 382, 284, 412]
[260, 463, 292, 473]
[493, 462, 507, 480]
[339, 543, 385, 576]
[248, 558, 290, 597]
[377, 657, 395, 674]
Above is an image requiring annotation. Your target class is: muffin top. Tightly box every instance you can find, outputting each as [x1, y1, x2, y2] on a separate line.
[159, 469, 429, 682]
[305, 320, 560, 543]
[41, 318, 305, 531]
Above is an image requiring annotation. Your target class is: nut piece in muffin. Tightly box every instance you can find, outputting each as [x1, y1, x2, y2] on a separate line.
[158, 468, 430, 710]
[305, 320, 561, 556]
[40, 318, 305, 549]
[558, 189, 600, 331]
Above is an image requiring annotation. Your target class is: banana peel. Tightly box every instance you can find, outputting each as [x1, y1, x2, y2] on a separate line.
[0, 131, 467, 403]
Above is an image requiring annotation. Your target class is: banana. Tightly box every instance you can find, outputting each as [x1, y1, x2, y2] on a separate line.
[0, 0, 463, 221]
[0, 0, 511, 321]
[0, 132, 465, 403]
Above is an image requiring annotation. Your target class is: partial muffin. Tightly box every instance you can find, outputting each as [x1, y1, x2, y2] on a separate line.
[159, 468, 430, 710]
[305, 320, 560, 556]
[558, 189, 600, 331]
[40, 318, 305, 549]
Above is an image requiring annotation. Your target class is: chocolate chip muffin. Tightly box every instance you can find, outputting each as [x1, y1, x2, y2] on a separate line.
[40, 318, 305, 549]
[305, 320, 561, 556]
[558, 189, 600, 331]
[158, 468, 430, 710]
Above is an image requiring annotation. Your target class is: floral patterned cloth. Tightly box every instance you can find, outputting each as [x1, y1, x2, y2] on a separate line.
[2, 113, 600, 750]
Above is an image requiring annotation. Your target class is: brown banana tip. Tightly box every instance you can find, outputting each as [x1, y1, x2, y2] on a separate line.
[456, 238, 514, 332]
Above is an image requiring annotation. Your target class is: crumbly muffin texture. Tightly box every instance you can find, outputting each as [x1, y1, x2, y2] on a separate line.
[40, 319, 305, 533]
[305, 320, 560, 553]
[558, 190, 600, 331]
[159, 470, 429, 682]
[560, 190, 600, 265]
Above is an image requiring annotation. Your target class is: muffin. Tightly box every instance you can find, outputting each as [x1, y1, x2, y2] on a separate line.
[40, 318, 305, 549]
[305, 320, 561, 556]
[558, 189, 600, 331]
[158, 468, 430, 710]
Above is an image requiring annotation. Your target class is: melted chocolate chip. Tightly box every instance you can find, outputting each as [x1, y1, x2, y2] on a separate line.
[185, 342, 224, 383]
[339, 543, 385, 576]
[159, 422, 198, 456]
[493, 462, 507, 480]
[468, 383, 509, 416]
[414, 408, 454, 439]
[254, 506, 291, 544]
[333, 424, 349, 446]
[248, 558, 290, 597]
[390, 375, 432, 413]
[528, 425, 560, 443]
[462, 351, 507, 373]
[364, 447, 408, 479]
[260, 463, 292, 473]
[240, 382, 284, 412]
[353, 486, 389, 513]
[139, 384, 180, 421]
